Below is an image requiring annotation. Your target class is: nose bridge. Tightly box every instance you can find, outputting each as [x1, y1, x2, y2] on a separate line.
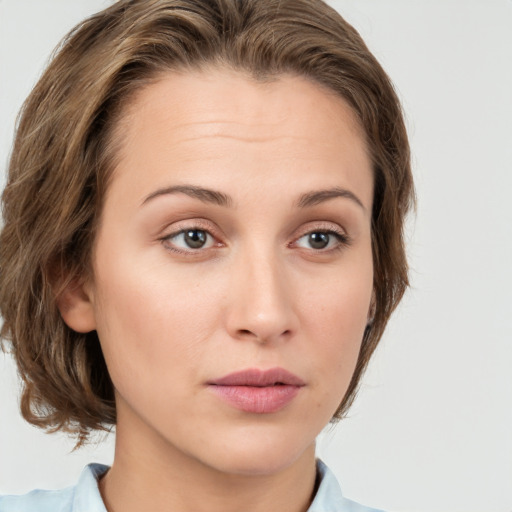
[226, 239, 295, 343]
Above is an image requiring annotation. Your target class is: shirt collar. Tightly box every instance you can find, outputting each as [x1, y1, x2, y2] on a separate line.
[72, 462, 108, 512]
[307, 459, 347, 511]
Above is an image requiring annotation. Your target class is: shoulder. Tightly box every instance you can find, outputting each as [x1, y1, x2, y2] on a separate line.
[0, 487, 74, 512]
[311, 459, 387, 512]
[0, 463, 109, 512]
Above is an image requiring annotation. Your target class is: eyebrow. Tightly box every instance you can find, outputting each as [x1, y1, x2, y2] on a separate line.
[296, 187, 365, 211]
[142, 184, 365, 211]
[142, 185, 233, 207]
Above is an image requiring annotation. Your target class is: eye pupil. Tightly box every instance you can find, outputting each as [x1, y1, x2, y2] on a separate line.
[184, 230, 207, 248]
[308, 232, 329, 249]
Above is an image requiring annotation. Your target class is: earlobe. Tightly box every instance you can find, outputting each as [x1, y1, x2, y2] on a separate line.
[56, 278, 96, 333]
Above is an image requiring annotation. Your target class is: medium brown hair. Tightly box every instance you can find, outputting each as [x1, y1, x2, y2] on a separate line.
[0, 0, 414, 442]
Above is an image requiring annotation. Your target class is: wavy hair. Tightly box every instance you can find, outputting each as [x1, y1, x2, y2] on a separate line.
[0, 0, 414, 443]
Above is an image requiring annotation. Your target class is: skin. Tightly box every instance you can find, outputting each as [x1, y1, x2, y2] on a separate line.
[60, 68, 374, 512]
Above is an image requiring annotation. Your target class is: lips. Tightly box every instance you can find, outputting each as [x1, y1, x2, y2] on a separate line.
[208, 368, 305, 414]
[210, 368, 305, 387]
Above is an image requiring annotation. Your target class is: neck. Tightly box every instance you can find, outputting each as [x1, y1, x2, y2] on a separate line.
[99, 403, 318, 512]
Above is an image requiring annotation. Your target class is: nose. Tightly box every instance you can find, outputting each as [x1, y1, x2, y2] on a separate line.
[225, 246, 297, 344]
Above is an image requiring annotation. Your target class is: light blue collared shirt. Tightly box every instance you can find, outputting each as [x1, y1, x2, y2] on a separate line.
[0, 459, 385, 512]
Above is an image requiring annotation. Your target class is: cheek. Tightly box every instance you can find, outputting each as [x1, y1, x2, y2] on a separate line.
[299, 261, 373, 395]
[301, 253, 373, 337]
[90, 253, 222, 387]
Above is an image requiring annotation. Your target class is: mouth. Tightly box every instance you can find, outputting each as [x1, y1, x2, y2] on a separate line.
[207, 368, 305, 414]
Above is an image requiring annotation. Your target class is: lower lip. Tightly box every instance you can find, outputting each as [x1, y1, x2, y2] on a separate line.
[208, 385, 301, 413]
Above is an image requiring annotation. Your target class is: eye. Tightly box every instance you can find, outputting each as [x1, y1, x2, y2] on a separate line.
[294, 230, 348, 251]
[163, 228, 215, 251]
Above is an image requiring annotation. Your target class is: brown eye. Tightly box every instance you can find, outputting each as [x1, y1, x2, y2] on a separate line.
[308, 232, 330, 249]
[183, 229, 207, 249]
[294, 229, 350, 252]
[164, 228, 215, 251]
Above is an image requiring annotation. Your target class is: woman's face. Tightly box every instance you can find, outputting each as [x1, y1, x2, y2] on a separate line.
[81, 68, 374, 475]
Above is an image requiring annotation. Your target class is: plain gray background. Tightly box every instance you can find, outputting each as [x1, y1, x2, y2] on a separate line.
[1, 1, 511, 511]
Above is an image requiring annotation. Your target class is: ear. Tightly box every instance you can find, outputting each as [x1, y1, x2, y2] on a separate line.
[56, 278, 96, 333]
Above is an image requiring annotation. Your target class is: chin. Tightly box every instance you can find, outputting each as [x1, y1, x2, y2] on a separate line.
[195, 431, 316, 477]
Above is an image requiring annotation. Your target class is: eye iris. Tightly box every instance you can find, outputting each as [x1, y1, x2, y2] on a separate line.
[308, 232, 329, 249]
[184, 230, 207, 248]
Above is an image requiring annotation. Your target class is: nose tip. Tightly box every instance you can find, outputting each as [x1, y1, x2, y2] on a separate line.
[225, 256, 297, 344]
[234, 320, 292, 345]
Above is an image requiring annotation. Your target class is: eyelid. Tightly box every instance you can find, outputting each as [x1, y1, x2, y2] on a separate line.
[160, 219, 223, 254]
[158, 219, 351, 255]
[290, 222, 352, 251]
[292, 221, 348, 240]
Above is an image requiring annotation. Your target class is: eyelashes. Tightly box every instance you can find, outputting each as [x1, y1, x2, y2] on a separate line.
[163, 228, 217, 252]
[160, 222, 352, 256]
[292, 229, 350, 252]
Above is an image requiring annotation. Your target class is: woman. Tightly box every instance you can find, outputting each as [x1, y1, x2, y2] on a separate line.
[0, 0, 413, 511]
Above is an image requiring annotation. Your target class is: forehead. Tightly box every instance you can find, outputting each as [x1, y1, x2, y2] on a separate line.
[107, 67, 373, 210]
[119, 68, 365, 146]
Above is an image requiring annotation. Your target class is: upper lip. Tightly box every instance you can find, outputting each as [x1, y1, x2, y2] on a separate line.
[209, 367, 305, 387]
